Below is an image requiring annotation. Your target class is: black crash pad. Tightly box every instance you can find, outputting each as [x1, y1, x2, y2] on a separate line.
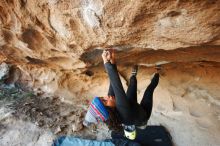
[111, 126, 173, 146]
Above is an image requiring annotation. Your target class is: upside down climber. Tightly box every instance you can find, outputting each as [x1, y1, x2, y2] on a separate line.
[83, 48, 160, 141]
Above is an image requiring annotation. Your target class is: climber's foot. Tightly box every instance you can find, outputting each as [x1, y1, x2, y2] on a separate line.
[155, 64, 165, 76]
[155, 65, 162, 73]
[131, 65, 138, 76]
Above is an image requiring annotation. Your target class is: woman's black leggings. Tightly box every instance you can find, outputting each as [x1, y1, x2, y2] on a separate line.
[105, 62, 159, 124]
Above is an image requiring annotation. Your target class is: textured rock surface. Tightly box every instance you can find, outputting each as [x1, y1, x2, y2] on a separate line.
[0, 0, 220, 146]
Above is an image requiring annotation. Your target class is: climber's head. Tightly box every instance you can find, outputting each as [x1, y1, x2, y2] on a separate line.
[100, 96, 116, 108]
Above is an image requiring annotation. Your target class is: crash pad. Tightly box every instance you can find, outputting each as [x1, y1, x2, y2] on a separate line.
[53, 126, 172, 146]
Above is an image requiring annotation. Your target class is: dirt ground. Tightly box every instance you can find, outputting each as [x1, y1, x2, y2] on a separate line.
[0, 84, 112, 146]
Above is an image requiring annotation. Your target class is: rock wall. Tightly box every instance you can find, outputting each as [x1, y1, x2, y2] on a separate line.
[0, 0, 220, 146]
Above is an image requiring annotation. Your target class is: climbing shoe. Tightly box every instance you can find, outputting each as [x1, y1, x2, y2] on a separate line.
[131, 65, 138, 76]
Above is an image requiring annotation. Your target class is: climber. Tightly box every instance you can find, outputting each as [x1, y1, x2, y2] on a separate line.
[83, 48, 160, 141]
[101, 49, 160, 140]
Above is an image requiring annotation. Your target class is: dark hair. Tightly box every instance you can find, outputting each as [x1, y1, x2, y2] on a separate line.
[106, 107, 123, 132]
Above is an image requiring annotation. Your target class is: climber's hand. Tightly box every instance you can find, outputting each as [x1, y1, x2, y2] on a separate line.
[108, 48, 115, 64]
[102, 50, 111, 64]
